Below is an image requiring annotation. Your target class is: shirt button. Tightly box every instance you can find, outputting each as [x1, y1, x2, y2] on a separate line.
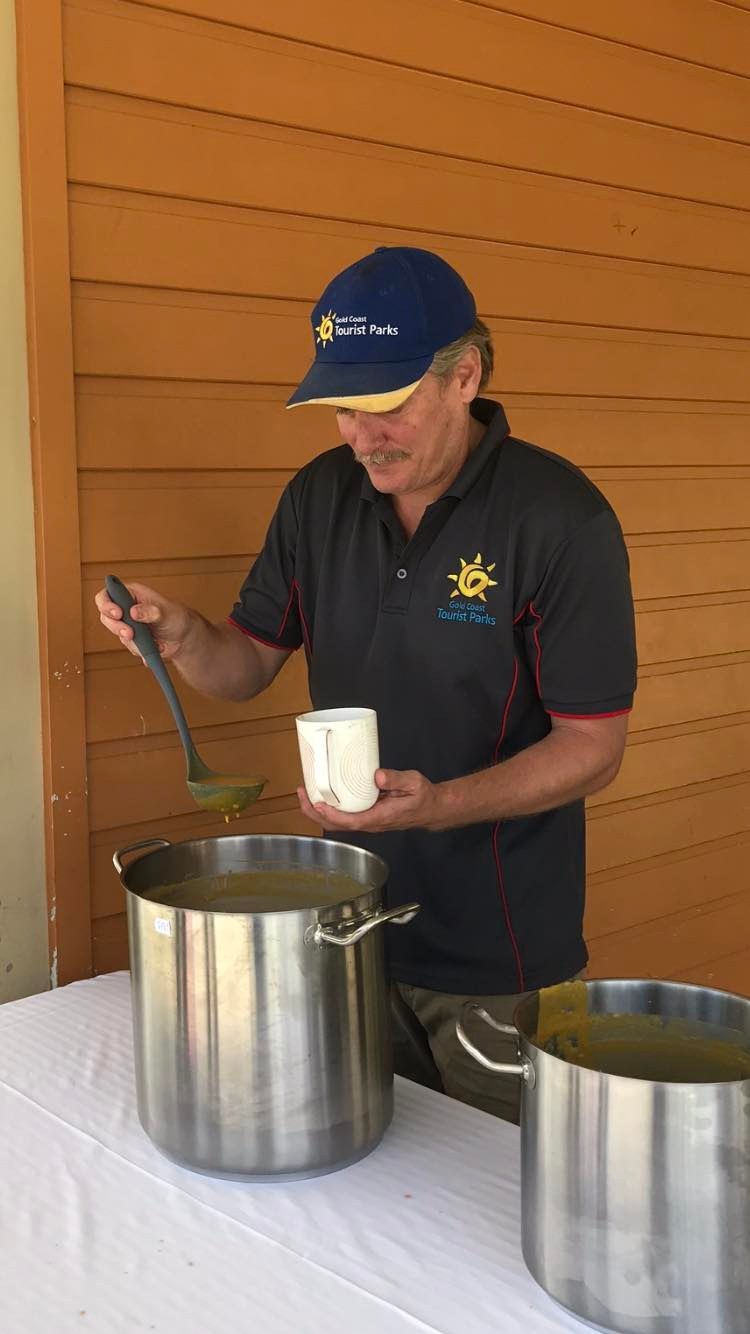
[396, 567, 408, 580]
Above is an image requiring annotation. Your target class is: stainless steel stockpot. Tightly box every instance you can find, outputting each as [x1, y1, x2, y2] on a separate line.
[457, 977, 750, 1334]
[114, 833, 419, 1181]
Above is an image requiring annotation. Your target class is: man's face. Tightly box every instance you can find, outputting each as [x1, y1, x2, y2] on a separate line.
[334, 359, 478, 498]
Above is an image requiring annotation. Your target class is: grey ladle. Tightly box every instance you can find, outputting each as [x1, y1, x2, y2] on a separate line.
[106, 576, 266, 818]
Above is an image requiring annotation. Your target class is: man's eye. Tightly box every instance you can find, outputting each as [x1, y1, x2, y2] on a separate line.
[336, 408, 354, 417]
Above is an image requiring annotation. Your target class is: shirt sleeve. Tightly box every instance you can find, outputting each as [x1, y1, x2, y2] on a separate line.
[227, 481, 304, 652]
[523, 508, 637, 718]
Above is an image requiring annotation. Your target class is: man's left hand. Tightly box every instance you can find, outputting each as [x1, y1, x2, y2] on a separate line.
[297, 768, 447, 833]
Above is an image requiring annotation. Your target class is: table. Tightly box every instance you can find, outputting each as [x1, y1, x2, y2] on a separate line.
[0, 973, 591, 1333]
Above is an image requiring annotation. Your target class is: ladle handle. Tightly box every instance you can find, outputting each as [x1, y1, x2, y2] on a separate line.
[105, 575, 161, 665]
[105, 575, 196, 765]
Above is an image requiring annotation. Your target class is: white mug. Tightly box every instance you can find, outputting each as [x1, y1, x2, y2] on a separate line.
[296, 707, 380, 813]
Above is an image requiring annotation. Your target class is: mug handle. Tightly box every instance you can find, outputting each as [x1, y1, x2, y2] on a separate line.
[309, 727, 340, 807]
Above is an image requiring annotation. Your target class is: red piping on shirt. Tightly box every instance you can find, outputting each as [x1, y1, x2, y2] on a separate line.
[294, 579, 312, 656]
[277, 583, 297, 640]
[494, 658, 518, 764]
[527, 604, 631, 722]
[529, 601, 543, 697]
[228, 578, 312, 655]
[548, 708, 632, 720]
[492, 658, 525, 993]
[226, 616, 285, 651]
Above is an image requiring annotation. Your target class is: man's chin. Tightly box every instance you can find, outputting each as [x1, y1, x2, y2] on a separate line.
[363, 459, 411, 492]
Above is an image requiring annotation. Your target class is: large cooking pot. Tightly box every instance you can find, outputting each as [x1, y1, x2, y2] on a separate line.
[113, 833, 419, 1181]
[457, 978, 750, 1334]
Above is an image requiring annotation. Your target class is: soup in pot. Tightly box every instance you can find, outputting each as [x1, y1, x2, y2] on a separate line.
[536, 980, 750, 1083]
[140, 865, 367, 914]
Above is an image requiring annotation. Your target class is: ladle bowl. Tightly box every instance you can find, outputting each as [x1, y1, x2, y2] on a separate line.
[105, 576, 267, 818]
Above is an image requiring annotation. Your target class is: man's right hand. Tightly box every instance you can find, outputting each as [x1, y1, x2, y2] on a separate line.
[94, 581, 290, 702]
[95, 581, 193, 662]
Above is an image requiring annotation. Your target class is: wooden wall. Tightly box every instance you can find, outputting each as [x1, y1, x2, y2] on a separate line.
[51, 0, 750, 986]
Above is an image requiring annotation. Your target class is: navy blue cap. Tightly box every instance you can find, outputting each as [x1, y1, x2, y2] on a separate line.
[287, 247, 477, 411]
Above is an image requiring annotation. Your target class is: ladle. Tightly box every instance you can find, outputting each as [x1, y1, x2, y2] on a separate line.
[106, 576, 266, 818]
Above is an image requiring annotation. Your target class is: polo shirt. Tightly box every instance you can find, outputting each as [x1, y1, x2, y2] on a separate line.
[229, 399, 637, 995]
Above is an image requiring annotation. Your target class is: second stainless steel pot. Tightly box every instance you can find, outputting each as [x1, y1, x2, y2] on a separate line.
[457, 978, 750, 1334]
[114, 834, 419, 1181]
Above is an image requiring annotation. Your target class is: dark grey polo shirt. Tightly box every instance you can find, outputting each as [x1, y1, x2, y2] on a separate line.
[229, 399, 637, 994]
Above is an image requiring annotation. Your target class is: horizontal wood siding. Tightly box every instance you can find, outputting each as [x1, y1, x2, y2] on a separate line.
[59, 0, 750, 987]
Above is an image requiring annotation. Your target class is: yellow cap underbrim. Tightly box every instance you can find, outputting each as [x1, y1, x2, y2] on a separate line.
[286, 377, 424, 413]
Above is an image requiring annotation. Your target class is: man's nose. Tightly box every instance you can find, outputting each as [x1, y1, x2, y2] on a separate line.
[351, 413, 386, 449]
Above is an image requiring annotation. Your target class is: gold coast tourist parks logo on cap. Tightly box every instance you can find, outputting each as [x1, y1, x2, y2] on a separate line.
[315, 310, 336, 347]
[315, 311, 399, 350]
[438, 552, 498, 627]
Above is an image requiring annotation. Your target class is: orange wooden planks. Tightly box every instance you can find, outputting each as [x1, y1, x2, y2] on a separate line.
[22, 0, 750, 991]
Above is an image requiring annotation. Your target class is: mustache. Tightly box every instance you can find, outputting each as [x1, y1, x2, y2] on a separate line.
[354, 449, 410, 466]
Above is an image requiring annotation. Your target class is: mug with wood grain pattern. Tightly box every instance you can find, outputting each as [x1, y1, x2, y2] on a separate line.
[295, 707, 380, 813]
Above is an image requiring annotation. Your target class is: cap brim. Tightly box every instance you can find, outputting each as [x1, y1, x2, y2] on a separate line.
[286, 354, 432, 412]
[287, 378, 426, 412]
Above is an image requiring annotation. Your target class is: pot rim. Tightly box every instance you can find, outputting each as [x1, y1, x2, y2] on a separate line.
[116, 832, 390, 918]
[511, 976, 750, 1088]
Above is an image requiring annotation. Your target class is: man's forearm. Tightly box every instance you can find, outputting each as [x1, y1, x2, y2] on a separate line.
[433, 724, 624, 830]
[172, 613, 285, 702]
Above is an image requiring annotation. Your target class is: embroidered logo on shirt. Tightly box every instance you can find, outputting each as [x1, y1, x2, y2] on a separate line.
[447, 553, 498, 602]
[437, 553, 498, 626]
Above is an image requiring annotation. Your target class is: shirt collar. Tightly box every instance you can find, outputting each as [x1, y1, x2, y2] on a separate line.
[444, 398, 509, 498]
[359, 397, 509, 504]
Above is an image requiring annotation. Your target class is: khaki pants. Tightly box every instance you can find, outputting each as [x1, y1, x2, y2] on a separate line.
[393, 974, 583, 1124]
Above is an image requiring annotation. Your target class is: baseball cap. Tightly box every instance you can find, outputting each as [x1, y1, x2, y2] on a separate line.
[287, 246, 477, 412]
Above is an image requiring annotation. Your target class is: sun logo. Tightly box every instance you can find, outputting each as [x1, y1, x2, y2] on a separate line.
[448, 552, 498, 601]
[315, 310, 336, 347]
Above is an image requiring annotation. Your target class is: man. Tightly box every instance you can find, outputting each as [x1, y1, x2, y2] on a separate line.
[97, 246, 636, 1123]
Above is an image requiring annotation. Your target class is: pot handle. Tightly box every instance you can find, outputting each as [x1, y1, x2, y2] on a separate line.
[455, 1004, 536, 1088]
[308, 902, 420, 948]
[113, 838, 172, 877]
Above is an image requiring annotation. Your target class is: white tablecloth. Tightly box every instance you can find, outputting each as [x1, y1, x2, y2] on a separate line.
[0, 972, 590, 1333]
